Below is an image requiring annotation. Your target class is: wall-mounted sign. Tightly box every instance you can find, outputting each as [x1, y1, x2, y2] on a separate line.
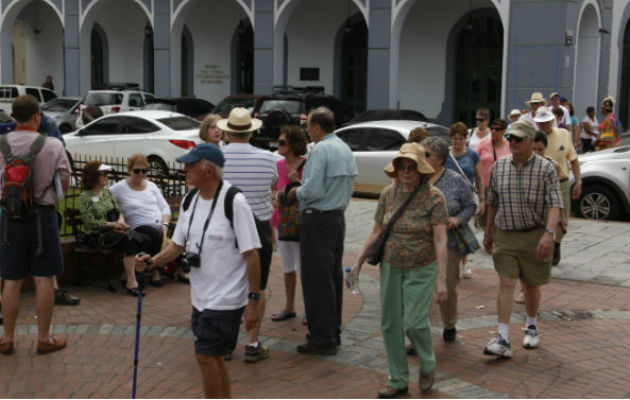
[300, 67, 320, 81]
[197, 64, 229, 85]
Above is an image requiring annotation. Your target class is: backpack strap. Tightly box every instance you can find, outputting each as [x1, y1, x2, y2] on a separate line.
[26, 134, 46, 163]
[0, 134, 13, 163]
[182, 188, 199, 212]
[224, 185, 242, 249]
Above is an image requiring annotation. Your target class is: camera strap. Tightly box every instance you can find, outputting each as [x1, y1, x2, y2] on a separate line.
[184, 180, 223, 256]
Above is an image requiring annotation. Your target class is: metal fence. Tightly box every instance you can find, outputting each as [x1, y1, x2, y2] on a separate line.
[58, 154, 187, 237]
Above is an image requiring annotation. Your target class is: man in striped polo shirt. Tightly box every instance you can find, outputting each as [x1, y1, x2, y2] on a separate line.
[482, 122, 562, 358]
[219, 108, 278, 363]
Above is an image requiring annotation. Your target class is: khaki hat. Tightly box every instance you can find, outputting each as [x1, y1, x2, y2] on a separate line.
[506, 121, 535, 139]
[525, 92, 547, 105]
[549, 92, 560, 100]
[533, 106, 555, 123]
[384, 143, 434, 178]
[509, 108, 521, 117]
[217, 107, 263, 133]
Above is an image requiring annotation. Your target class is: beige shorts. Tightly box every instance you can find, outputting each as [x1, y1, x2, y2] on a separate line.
[493, 227, 552, 287]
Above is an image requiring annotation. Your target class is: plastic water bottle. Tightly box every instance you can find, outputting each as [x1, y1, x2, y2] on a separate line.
[344, 267, 360, 295]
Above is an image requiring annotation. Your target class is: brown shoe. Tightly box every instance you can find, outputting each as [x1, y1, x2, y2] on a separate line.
[37, 336, 67, 355]
[0, 339, 15, 355]
[420, 370, 435, 394]
[377, 386, 408, 398]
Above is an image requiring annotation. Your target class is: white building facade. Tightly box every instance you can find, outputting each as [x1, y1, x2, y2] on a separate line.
[0, 0, 628, 127]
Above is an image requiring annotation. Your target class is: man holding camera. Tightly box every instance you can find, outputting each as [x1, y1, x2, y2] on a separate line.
[136, 143, 261, 398]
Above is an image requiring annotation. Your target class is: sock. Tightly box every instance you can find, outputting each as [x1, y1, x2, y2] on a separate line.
[248, 341, 259, 348]
[526, 316, 538, 329]
[498, 323, 509, 341]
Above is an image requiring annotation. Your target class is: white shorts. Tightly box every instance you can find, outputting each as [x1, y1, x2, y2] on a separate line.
[274, 229, 301, 274]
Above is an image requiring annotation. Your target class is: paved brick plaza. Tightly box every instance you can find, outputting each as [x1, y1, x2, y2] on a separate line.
[0, 202, 628, 398]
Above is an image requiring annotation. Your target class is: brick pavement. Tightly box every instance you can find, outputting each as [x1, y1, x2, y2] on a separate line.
[0, 200, 628, 398]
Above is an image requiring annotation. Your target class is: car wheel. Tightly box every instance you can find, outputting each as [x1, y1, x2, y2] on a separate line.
[59, 123, 73, 134]
[147, 155, 169, 178]
[576, 184, 620, 220]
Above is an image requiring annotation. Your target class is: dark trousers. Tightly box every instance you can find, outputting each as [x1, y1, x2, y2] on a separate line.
[299, 210, 345, 348]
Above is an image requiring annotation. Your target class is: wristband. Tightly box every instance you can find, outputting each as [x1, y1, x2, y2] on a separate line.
[248, 292, 261, 300]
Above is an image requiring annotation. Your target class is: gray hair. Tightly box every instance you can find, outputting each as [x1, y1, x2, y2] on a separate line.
[200, 159, 223, 178]
[309, 106, 336, 133]
[421, 137, 449, 165]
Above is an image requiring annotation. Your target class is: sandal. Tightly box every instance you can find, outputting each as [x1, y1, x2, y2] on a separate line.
[149, 278, 164, 287]
[126, 287, 143, 297]
[515, 291, 525, 304]
[271, 310, 296, 322]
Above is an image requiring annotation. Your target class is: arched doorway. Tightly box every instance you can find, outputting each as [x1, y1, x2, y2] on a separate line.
[335, 13, 367, 113]
[454, 12, 503, 126]
[619, 20, 630, 128]
[573, 5, 600, 120]
[232, 18, 254, 94]
[181, 26, 194, 96]
[91, 24, 107, 89]
[143, 24, 154, 93]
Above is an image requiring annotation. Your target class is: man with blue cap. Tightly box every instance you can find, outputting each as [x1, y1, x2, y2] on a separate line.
[136, 143, 262, 398]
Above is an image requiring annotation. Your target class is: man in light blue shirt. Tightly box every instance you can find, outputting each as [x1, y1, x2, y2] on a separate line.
[288, 106, 357, 355]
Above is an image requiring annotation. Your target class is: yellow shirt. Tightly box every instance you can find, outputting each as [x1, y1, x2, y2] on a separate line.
[544, 127, 577, 179]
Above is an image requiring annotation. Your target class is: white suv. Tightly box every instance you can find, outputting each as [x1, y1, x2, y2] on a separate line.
[76, 89, 154, 127]
[0, 84, 57, 115]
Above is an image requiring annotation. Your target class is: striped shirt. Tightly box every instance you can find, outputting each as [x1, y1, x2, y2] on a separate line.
[223, 143, 278, 221]
[487, 153, 563, 231]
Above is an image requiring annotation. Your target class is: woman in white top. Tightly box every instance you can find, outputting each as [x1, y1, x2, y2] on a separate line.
[198, 114, 224, 147]
[581, 106, 599, 153]
[467, 107, 491, 151]
[110, 154, 181, 286]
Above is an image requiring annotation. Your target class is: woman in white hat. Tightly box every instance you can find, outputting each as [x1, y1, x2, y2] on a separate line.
[351, 143, 448, 398]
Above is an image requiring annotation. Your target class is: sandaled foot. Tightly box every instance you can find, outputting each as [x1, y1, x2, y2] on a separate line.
[37, 336, 67, 355]
[271, 310, 297, 322]
[126, 286, 143, 297]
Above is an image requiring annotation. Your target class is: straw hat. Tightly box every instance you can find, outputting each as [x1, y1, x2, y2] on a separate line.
[525, 92, 547, 105]
[217, 107, 263, 133]
[384, 143, 434, 178]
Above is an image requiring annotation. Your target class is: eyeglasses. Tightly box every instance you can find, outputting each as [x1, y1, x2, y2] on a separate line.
[396, 163, 417, 173]
[490, 127, 505, 132]
[475, 118, 486, 122]
[133, 168, 148, 174]
[278, 139, 287, 146]
[506, 135, 524, 143]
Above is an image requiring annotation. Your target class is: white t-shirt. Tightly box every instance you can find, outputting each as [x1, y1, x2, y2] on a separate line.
[110, 180, 170, 229]
[172, 181, 261, 311]
[556, 105, 572, 127]
[467, 128, 489, 151]
[581, 115, 599, 140]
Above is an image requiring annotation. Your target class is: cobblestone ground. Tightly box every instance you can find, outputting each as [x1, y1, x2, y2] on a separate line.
[0, 199, 628, 398]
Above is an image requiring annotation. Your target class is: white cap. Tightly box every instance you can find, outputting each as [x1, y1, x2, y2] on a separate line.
[509, 109, 521, 117]
[98, 164, 113, 171]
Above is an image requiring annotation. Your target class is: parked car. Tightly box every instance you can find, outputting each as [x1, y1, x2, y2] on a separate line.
[41, 97, 81, 133]
[0, 84, 57, 115]
[570, 145, 630, 221]
[254, 86, 355, 150]
[65, 110, 202, 176]
[143, 97, 214, 121]
[76, 89, 155, 128]
[344, 109, 429, 126]
[335, 120, 450, 195]
[214, 94, 266, 118]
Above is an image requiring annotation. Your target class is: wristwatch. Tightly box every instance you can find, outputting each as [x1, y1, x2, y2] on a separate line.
[248, 292, 261, 301]
[544, 228, 555, 236]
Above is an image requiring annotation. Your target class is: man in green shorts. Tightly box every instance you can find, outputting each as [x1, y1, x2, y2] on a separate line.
[482, 122, 563, 358]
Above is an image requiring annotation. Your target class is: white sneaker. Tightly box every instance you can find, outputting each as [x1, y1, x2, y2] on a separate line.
[523, 325, 540, 349]
[483, 335, 512, 358]
[463, 265, 472, 279]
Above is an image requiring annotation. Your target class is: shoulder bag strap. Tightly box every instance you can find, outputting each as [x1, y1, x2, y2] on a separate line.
[448, 151, 476, 193]
[381, 184, 421, 241]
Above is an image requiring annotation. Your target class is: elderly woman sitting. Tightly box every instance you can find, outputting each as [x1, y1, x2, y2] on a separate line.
[351, 143, 448, 398]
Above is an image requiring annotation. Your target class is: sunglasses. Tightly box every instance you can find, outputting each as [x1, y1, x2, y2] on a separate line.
[490, 127, 505, 131]
[506, 135, 524, 143]
[396, 163, 417, 173]
[133, 168, 148, 174]
[475, 118, 486, 122]
[278, 139, 287, 146]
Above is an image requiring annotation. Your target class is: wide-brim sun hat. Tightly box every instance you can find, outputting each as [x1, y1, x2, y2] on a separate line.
[217, 107, 263, 133]
[384, 143, 434, 178]
[533, 106, 555, 123]
[525, 92, 547, 105]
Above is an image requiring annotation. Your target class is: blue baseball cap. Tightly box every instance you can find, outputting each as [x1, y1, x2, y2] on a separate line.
[176, 143, 225, 167]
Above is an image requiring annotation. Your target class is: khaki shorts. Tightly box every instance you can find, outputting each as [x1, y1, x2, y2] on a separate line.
[493, 227, 552, 286]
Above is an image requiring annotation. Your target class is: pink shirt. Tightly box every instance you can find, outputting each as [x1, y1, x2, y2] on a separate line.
[0, 129, 71, 205]
[476, 136, 511, 189]
[270, 157, 305, 228]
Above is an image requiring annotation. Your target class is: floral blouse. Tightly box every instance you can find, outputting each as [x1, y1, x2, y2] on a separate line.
[374, 181, 449, 268]
[78, 187, 121, 235]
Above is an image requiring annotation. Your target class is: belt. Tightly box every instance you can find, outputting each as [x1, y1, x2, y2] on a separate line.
[504, 226, 542, 233]
[304, 208, 343, 215]
[559, 178, 568, 183]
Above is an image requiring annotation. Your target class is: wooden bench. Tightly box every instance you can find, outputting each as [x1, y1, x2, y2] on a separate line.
[64, 208, 118, 292]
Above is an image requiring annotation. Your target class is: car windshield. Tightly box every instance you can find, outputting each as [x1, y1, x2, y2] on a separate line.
[41, 99, 79, 112]
[157, 116, 200, 130]
[144, 103, 176, 111]
[84, 92, 123, 106]
[259, 99, 302, 114]
[214, 98, 256, 114]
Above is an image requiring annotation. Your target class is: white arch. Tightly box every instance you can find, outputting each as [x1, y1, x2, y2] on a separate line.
[172, 0, 253, 31]
[573, 1, 602, 116]
[275, 0, 368, 28]
[80, 0, 153, 30]
[1, 0, 65, 28]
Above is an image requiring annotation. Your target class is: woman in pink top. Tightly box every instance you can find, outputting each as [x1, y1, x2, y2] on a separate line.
[475, 118, 511, 228]
[270, 126, 308, 322]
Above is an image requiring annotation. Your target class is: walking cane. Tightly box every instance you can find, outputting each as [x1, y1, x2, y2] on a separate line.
[132, 289, 143, 399]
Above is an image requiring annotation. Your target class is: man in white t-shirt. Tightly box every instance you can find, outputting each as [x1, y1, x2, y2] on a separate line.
[549, 92, 572, 127]
[136, 143, 261, 398]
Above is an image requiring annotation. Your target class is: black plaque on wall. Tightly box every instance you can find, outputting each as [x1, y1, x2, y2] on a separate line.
[300, 67, 320, 81]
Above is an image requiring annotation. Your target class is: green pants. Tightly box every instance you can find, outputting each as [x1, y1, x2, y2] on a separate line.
[380, 260, 437, 389]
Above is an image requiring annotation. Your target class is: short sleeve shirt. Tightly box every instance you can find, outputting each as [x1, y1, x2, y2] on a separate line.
[476, 137, 511, 189]
[544, 127, 577, 180]
[374, 182, 448, 268]
[444, 147, 479, 186]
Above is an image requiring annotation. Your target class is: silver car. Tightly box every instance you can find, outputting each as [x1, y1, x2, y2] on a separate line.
[334, 120, 449, 195]
[41, 97, 81, 133]
[571, 145, 630, 221]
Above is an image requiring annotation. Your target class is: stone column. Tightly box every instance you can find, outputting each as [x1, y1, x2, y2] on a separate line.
[153, 0, 170, 97]
[367, 0, 391, 109]
[254, 0, 274, 95]
[63, 0, 80, 96]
